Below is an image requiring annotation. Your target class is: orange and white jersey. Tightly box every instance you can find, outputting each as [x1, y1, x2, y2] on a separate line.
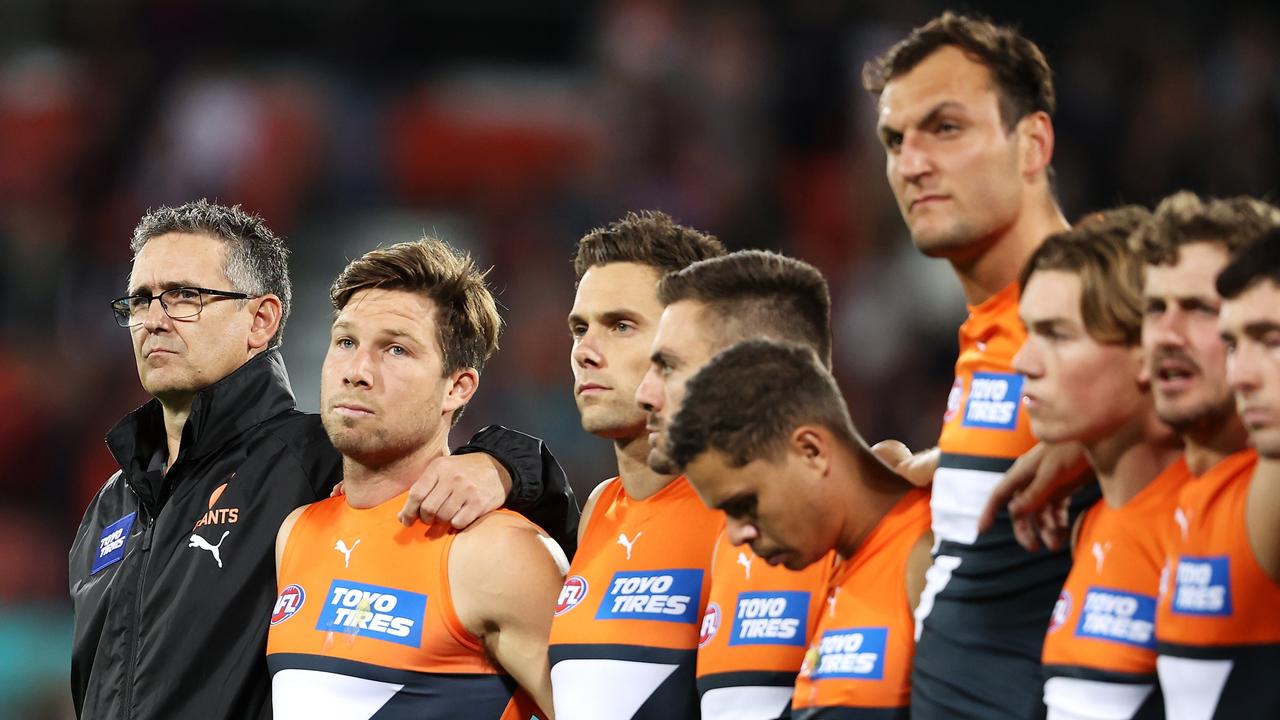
[791, 489, 930, 720]
[549, 476, 721, 720]
[1042, 457, 1190, 720]
[696, 532, 835, 720]
[266, 496, 540, 720]
[1156, 449, 1280, 719]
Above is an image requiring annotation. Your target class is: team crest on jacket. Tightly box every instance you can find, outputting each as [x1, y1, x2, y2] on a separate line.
[271, 584, 306, 625]
[699, 602, 721, 647]
[555, 575, 589, 616]
[193, 477, 240, 530]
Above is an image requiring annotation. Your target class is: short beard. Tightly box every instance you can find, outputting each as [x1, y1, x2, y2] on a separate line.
[1157, 396, 1236, 438]
[323, 415, 413, 469]
[646, 445, 677, 475]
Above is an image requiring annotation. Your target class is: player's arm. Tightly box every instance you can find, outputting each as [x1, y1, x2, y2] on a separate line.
[450, 513, 568, 719]
[978, 440, 1091, 550]
[575, 479, 611, 547]
[1247, 458, 1280, 582]
[275, 506, 308, 582]
[401, 426, 582, 557]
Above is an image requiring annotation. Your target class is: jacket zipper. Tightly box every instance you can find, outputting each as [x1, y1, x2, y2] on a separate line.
[121, 510, 155, 720]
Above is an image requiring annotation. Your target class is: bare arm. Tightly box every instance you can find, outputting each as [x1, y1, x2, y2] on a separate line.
[450, 513, 567, 718]
[274, 506, 308, 581]
[978, 441, 1090, 551]
[905, 530, 934, 613]
[575, 479, 611, 548]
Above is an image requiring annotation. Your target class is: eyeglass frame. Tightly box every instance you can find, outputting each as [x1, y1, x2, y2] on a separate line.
[110, 286, 258, 328]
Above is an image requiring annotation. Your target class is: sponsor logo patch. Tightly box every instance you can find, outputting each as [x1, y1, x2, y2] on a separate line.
[595, 569, 702, 624]
[699, 602, 721, 647]
[1075, 587, 1155, 648]
[92, 512, 137, 575]
[1048, 589, 1071, 633]
[271, 584, 306, 625]
[316, 580, 427, 647]
[1172, 555, 1232, 616]
[961, 372, 1022, 430]
[555, 575, 589, 616]
[811, 627, 888, 680]
[729, 591, 808, 647]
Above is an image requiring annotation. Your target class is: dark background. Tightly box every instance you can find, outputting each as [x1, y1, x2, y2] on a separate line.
[2, 1, 1278, 715]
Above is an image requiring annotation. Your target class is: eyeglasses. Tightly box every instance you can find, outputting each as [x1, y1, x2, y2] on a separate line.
[110, 287, 255, 328]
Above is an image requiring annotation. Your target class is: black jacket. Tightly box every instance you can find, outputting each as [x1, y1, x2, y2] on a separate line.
[69, 349, 578, 719]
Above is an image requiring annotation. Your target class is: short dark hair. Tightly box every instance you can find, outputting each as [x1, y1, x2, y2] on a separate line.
[330, 236, 501, 377]
[1131, 191, 1280, 267]
[862, 11, 1056, 133]
[657, 250, 832, 368]
[1217, 228, 1280, 300]
[131, 199, 292, 348]
[573, 210, 726, 281]
[1019, 205, 1149, 345]
[668, 339, 859, 470]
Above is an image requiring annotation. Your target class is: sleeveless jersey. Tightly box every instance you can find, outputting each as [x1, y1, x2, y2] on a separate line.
[549, 476, 721, 720]
[696, 531, 835, 720]
[913, 281, 1097, 720]
[1042, 457, 1190, 720]
[791, 488, 931, 720]
[266, 495, 540, 720]
[1156, 449, 1280, 719]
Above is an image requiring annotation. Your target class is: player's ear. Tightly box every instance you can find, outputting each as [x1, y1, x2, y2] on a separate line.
[1017, 111, 1054, 180]
[790, 425, 830, 476]
[442, 368, 479, 415]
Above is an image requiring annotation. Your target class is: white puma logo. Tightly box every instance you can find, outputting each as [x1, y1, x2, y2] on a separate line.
[1175, 508, 1189, 540]
[826, 588, 840, 617]
[189, 531, 230, 568]
[1091, 541, 1112, 573]
[737, 551, 753, 579]
[335, 539, 361, 568]
[617, 532, 642, 560]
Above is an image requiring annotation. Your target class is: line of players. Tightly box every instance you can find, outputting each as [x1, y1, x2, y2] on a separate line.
[258, 11, 1280, 720]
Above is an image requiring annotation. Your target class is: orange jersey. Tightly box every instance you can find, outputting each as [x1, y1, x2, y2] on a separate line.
[266, 495, 539, 720]
[1041, 457, 1190, 719]
[549, 476, 722, 720]
[696, 532, 835, 720]
[792, 489, 931, 719]
[916, 282, 1091, 720]
[1156, 449, 1280, 718]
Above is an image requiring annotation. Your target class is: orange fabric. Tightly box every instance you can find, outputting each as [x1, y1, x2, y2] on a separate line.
[549, 476, 722, 649]
[266, 494, 536, 718]
[792, 489, 931, 712]
[1043, 458, 1191, 676]
[696, 533, 835, 677]
[1157, 449, 1280, 647]
[937, 282, 1035, 462]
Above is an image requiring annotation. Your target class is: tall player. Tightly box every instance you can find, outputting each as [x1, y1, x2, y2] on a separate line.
[634, 250, 878, 719]
[266, 239, 565, 718]
[1145, 201, 1280, 718]
[1013, 209, 1183, 719]
[550, 212, 726, 720]
[666, 339, 930, 719]
[862, 13, 1079, 718]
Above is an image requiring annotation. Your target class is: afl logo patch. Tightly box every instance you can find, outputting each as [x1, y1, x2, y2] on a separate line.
[1048, 589, 1071, 633]
[699, 602, 721, 647]
[271, 584, 306, 625]
[555, 575, 589, 616]
[943, 377, 964, 423]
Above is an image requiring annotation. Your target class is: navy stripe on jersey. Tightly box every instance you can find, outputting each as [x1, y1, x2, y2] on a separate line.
[792, 705, 909, 719]
[696, 669, 798, 693]
[267, 653, 518, 719]
[550, 643, 694, 665]
[1043, 664, 1157, 685]
[937, 453, 1015, 474]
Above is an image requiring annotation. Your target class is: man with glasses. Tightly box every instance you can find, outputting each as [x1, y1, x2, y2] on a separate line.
[70, 199, 578, 720]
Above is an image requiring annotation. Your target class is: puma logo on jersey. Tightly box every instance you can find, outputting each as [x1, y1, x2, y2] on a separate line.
[189, 531, 230, 568]
[1174, 507, 1189, 540]
[1091, 541, 1112, 573]
[737, 551, 753, 579]
[617, 532, 642, 560]
[335, 539, 360, 568]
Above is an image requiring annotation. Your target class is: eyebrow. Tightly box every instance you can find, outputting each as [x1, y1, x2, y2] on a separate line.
[650, 347, 678, 368]
[126, 279, 205, 295]
[568, 309, 640, 328]
[879, 100, 966, 137]
[1243, 320, 1280, 339]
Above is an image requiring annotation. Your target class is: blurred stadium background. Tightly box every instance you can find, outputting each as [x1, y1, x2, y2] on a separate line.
[1, 1, 1278, 716]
